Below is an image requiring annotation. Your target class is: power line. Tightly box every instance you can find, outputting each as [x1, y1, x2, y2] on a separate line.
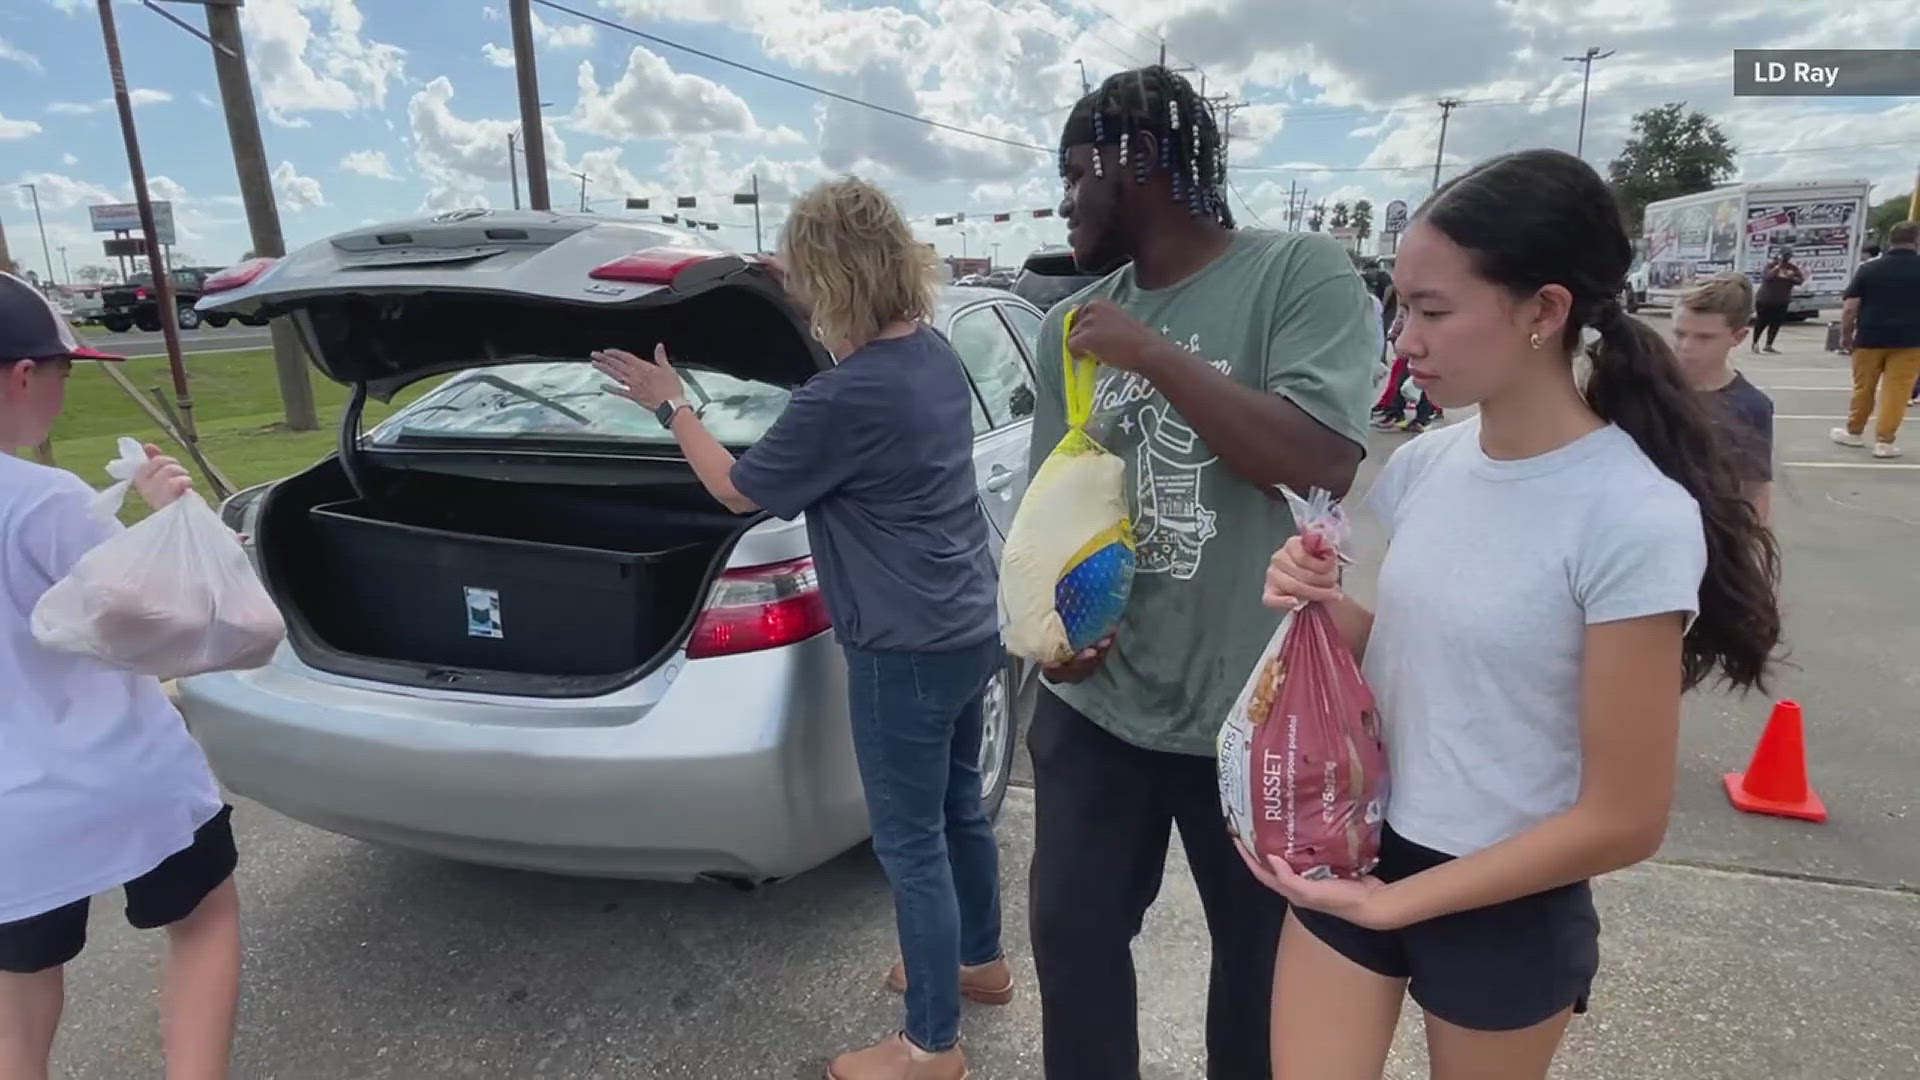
[1228, 137, 1920, 177]
[531, 0, 1051, 155]
[1076, 0, 1196, 70]
[1020, 0, 1154, 69]
[1226, 178, 1268, 229]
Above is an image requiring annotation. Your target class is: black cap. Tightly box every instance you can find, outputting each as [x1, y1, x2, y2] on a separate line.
[0, 272, 122, 362]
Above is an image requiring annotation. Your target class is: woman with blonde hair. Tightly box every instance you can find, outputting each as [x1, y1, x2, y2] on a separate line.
[595, 177, 1006, 1080]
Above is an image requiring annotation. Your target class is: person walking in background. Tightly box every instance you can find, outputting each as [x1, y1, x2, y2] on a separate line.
[1672, 274, 1774, 522]
[0, 272, 242, 1080]
[1833, 221, 1920, 460]
[595, 177, 1006, 1080]
[1752, 247, 1803, 354]
[1029, 66, 1378, 1080]
[1249, 149, 1780, 1080]
[1372, 304, 1444, 434]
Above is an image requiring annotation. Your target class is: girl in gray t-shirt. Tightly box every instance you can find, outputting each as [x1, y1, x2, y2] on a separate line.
[1241, 150, 1782, 1078]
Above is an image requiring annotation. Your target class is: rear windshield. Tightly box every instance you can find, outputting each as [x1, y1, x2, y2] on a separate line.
[367, 360, 791, 448]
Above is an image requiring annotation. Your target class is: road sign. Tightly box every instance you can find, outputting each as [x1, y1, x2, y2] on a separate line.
[90, 201, 176, 246]
[1383, 199, 1409, 235]
[103, 237, 150, 258]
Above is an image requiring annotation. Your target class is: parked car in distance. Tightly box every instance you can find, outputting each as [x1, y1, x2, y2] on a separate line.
[1011, 247, 1103, 313]
[184, 210, 1045, 885]
[100, 266, 267, 332]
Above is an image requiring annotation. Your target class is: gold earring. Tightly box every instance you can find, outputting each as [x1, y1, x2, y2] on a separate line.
[1529, 332, 1542, 350]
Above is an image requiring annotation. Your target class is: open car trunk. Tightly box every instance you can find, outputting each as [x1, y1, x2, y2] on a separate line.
[257, 456, 755, 698]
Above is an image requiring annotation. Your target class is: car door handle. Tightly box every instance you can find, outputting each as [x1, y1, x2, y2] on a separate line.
[985, 467, 1015, 493]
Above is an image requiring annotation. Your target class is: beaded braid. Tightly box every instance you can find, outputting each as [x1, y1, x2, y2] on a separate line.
[1059, 65, 1233, 228]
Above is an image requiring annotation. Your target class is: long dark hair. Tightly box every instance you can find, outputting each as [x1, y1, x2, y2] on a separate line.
[1421, 149, 1780, 692]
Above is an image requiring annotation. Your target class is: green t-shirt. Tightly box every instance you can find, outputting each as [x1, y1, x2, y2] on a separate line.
[1029, 229, 1380, 757]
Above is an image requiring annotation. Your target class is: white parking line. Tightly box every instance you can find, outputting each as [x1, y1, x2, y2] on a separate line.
[1782, 461, 1920, 470]
[119, 346, 268, 360]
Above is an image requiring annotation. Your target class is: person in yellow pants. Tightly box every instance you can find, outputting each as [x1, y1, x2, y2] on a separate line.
[1833, 222, 1920, 459]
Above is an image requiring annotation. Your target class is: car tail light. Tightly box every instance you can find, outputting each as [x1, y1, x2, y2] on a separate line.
[203, 257, 277, 294]
[589, 246, 723, 285]
[687, 557, 831, 659]
[135, 288, 148, 301]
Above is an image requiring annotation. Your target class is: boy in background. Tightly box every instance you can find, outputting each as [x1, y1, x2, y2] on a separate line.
[0, 272, 240, 1079]
[1672, 273, 1774, 522]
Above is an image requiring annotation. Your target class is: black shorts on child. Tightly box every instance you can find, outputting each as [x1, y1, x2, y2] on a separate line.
[0, 805, 237, 974]
[1293, 823, 1600, 1032]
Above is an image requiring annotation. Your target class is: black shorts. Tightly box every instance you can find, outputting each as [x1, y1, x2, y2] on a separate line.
[0, 805, 237, 974]
[1294, 823, 1599, 1032]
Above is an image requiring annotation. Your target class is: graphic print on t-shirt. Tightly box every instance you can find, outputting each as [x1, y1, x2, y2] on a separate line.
[1090, 328, 1228, 581]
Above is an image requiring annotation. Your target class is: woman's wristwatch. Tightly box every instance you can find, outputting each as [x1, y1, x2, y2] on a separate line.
[654, 398, 690, 429]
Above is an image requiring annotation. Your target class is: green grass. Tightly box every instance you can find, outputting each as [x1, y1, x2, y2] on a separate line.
[32, 349, 431, 519]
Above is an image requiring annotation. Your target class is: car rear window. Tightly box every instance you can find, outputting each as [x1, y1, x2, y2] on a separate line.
[368, 360, 791, 448]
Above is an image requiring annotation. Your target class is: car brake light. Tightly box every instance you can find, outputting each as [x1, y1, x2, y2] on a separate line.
[203, 257, 277, 294]
[687, 557, 831, 659]
[589, 246, 723, 285]
[135, 288, 148, 301]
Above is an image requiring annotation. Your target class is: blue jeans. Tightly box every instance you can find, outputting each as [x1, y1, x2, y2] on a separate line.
[843, 638, 1005, 1053]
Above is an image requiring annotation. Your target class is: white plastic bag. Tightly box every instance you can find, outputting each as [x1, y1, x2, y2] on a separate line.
[31, 438, 285, 678]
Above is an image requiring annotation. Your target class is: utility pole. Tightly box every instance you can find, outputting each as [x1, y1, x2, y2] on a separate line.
[1908, 162, 1919, 223]
[0, 211, 15, 275]
[97, 0, 196, 439]
[1433, 98, 1463, 191]
[59, 246, 70, 285]
[508, 131, 521, 209]
[510, 0, 551, 211]
[203, 0, 317, 431]
[22, 183, 54, 288]
[572, 171, 590, 213]
[1563, 47, 1615, 158]
[751, 173, 763, 254]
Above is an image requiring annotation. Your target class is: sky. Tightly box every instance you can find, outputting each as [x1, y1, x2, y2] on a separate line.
[3, 0, 1919, 283]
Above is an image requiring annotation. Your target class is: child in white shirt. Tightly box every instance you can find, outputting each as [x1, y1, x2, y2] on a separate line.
[0, 272, 239, 1080]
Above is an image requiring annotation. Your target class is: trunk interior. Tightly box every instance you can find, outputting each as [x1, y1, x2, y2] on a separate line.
[257, 455, 752, 697]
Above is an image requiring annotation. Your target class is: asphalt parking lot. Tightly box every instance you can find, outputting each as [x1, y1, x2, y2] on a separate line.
[51, 316, 1920, 1079]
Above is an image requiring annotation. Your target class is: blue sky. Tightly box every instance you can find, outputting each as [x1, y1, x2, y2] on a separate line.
[3, 0, 1917, 283]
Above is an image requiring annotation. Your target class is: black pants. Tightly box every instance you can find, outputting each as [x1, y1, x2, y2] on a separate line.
[1754, 301, 1790, 349]
[1028, 690, 1285, 1080]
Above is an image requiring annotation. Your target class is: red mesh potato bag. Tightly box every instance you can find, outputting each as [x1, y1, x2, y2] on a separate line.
[1217, 488, 1388, 880]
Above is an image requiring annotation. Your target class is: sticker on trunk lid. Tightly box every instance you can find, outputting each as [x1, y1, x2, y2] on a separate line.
[465, 587, 503, 639]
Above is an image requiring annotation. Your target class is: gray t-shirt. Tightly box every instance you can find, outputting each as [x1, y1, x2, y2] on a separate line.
[731, 326, 999, 653]
[1363, 418, 1706, 856]
[1029, 229, 1381, 756]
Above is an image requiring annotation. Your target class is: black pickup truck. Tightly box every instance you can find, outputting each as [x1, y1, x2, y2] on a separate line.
[99, 267, 266, 332]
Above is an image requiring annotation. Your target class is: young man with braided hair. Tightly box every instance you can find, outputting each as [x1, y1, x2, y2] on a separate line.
[1022, 67, 1379, 1079]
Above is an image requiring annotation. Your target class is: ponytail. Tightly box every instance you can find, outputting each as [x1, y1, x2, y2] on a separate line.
[1585, 301, 1781, 692]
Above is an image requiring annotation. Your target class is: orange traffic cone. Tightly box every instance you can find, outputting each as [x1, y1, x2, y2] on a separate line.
[1723, 699, 1827, 823]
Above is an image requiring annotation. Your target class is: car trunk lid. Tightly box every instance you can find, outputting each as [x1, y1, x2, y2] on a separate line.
[196, 209, 828, 400]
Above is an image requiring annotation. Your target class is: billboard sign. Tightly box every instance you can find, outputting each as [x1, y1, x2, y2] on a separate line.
[89, 201, 176, 247]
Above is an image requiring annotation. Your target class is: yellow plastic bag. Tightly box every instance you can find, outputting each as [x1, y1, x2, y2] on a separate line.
[1001, 309, 1136, 664]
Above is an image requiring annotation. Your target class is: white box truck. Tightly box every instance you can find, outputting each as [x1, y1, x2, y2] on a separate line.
[1639, 178, 1873, 319]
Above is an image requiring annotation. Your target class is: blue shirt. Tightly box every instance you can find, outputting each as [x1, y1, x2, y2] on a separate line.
[730, 326, 999, 653]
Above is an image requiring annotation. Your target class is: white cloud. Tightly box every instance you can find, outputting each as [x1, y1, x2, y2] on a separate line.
[0, 36, 43, 74]
[7, 173, 117, 212]
[61, 153, 78, 167]
[572, 47, 794, 143]
[481, 43, 516, 69]
[147, 176, 190, 204]
[340, 149, 400, 180]
[407, 75, 570, 210]
[0, 115, 41, 141]
[195, 92, 218, 109]
[271, 160, 327, 211]
[241, 0, 405, 126]
[46, 89, 173, 116]
[532, 12, 596, 49]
